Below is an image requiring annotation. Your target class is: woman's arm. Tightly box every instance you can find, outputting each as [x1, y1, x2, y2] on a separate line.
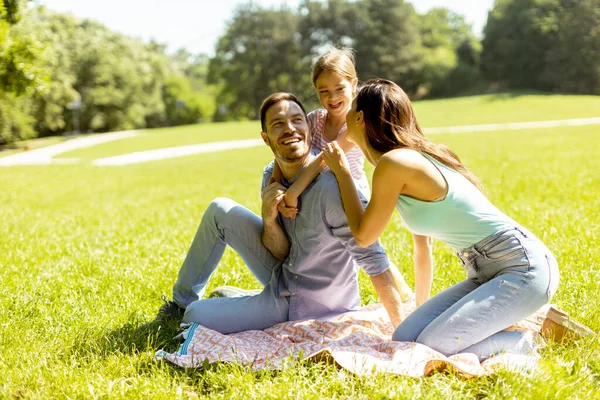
[412, 234, 433, 306]
[283, 136, 355, 209]
[323, 142, 405, 247]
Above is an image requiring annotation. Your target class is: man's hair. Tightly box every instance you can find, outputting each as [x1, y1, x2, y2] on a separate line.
[259, 92, 308, 131]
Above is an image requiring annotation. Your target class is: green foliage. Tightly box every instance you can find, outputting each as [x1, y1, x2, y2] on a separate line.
[540, 0, 600, 94]
[0, 0, 45, 144]
[481, 0, 600, 94]
[419, 8, 484, 97]
[209, 4, 311, 121]
[0, 92, 35, 143]
[1, 5, 218, 143]
[208, 0, 487, 118]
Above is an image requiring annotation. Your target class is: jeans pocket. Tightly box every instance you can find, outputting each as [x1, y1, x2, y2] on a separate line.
[480, 235, 527, 262]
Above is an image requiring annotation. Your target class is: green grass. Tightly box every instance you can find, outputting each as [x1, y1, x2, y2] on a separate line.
[413, 92, 600, 127]
[1, 96, 600, 398]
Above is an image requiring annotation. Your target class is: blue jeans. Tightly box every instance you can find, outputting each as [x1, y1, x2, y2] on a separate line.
[392, 227, 559, 360]
[172, 198, 289, 334]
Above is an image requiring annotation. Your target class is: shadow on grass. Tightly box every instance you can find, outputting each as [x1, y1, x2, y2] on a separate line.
[101, 314, 183, 355]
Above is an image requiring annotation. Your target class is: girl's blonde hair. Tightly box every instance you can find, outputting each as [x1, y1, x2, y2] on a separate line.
[312, 47, 357, 87]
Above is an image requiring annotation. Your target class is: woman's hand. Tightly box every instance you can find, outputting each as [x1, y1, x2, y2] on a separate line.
[322, 141, 352, 177]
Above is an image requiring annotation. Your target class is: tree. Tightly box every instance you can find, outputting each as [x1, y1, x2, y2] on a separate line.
[481, 0, 559, 90]
[0, 0, 44, 144]
[481, 0, 600, 94]
[208, 4, 312, 121]
[419, 8, 483, 97]
[350, 0, 424, 95]
[541, 0, 600, 94]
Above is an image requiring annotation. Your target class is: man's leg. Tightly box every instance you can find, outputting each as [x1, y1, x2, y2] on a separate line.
[183, 279, 289, 334]
[172, 197, 281, 308]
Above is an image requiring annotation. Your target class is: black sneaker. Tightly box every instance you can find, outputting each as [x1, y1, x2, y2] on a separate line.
[208, 286, 262, 298]
[157, 295, 185, 320]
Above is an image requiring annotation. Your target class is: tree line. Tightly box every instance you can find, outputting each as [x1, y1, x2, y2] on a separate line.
[1, 0, 599, 145]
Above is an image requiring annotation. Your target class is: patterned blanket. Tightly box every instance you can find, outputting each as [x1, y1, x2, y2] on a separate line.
[156, 303, 547, 378]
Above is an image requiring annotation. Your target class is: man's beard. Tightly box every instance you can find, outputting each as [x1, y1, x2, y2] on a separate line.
[268, 135, 311, 163]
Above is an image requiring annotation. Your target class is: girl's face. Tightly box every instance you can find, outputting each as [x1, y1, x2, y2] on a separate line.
[315, 70, 357, 119]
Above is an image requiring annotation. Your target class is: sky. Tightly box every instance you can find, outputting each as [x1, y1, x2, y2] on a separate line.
[36, 0, 495, 56]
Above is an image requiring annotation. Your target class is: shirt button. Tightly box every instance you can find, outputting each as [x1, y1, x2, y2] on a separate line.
[294, 275, 298, 279]
[289, 263, 293, 267]
[291, 292, 296, 296]
[462, 252, 469, 257]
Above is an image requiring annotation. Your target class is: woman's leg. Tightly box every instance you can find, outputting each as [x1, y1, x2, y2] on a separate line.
[392, 278, 480, 342]
[414, 269, 549, 359]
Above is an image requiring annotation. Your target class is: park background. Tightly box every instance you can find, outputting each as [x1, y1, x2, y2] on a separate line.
[1, 0, 600, 398]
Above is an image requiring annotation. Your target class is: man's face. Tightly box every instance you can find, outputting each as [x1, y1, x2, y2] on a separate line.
[261, 100, 311, 163]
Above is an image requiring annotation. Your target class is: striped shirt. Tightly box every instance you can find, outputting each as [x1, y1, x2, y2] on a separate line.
[307, 109, 370, 196]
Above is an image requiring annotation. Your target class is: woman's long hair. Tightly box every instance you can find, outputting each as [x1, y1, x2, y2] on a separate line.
[356, 79, 482, 190]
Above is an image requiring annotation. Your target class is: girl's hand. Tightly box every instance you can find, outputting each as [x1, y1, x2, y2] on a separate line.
[277, 200, 298, 219]
[323, 141, 352, 177]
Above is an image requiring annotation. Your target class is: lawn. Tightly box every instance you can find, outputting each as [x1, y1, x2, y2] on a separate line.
[1, 95, 599, 398]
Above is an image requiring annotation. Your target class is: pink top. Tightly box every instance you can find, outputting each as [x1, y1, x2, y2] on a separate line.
[307, 109, 370, 195]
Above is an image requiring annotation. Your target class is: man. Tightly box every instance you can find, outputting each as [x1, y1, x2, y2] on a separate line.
[159, 92, 404, 333]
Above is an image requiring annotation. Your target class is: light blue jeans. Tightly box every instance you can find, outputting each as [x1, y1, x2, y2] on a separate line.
[392, 227, 559, 360]
[171, 198, 289, 334]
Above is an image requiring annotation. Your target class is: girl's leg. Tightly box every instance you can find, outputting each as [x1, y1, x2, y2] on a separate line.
[172, 197, 281, 308]
[392, 278, 480, 342]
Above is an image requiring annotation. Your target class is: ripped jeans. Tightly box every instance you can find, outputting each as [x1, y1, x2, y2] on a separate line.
[392, 227, 559, 360]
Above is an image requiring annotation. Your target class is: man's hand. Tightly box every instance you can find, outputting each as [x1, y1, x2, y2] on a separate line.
[261, 177, 291, 260]
[262, 178, 287, 221]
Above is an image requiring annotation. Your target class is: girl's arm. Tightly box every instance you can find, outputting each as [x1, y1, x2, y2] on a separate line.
[271, 160, 283, 183]
[283, 136, 355, 209]
[323, 142, 405, 247]
[412, 234, 433, 306]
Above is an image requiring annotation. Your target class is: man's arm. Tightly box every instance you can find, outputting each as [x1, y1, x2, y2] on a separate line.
[261, 177, 290, 261]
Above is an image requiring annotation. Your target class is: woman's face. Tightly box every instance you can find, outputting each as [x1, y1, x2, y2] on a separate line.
[315, 70, 356, 118]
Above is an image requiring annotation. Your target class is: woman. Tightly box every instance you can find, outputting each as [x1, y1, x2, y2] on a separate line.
[322, 79, 559, 360]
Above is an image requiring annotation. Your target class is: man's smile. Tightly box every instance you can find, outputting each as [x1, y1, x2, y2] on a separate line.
[280, 136, 303, 146]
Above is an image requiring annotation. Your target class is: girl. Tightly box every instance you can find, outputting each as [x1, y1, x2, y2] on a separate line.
[272, 47, 368, 218]
[322, 79, 559, 360]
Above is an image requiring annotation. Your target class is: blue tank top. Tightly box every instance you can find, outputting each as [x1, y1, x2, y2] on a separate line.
[395, 153, 517, 251]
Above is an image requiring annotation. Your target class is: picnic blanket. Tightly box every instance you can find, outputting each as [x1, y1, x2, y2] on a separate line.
[156, 303, 548, 378]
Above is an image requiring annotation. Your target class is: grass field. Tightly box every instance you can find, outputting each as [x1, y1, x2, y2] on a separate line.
[1, 93, 600, 398]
